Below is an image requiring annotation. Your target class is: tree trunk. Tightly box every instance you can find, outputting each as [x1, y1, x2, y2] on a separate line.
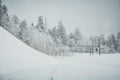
[98, 39, 101, 55]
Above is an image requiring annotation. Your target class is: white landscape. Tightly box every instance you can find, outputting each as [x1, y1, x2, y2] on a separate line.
[0, 0, 120, 80]
[0, 27, 120, 80]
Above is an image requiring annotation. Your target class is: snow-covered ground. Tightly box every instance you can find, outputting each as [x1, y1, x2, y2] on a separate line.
[54, 54, 120, 80]
[0, 27, 120, 80]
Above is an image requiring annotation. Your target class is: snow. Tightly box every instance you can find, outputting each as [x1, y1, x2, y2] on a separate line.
[0, 27, 58, 80]
[0, 27, 120, 80]
[54, 54, 120, 80]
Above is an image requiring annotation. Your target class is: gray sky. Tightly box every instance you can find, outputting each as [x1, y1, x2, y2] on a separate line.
[3, 0, 120, 37]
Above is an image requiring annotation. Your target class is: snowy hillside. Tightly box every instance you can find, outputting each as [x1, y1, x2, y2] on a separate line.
[0, 27, 120, 80]
[0, 27, 58, 80]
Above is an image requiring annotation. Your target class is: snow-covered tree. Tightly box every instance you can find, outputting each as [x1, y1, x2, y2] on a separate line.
[89, 34, 106, 54]
[49, 21, 69, 55]
[70, 27, 82, 52]
[36, 16, 45, 32]
[18, 20, 28, 42]
[106, 34, 117, 53]
[7, 15, 20, 37]
[48, 26, 58, 42]
[56, 21, 67, 46]
[116, 32, 120, 53]
[67, 27, 83, 52]
[89, 36, 99, 53]
[49, 21, 67, 46]
[73, 27, 82, 45]
[68, 33, 75, 48]
[0, 0, 2, 26]
[1, 4, 9, 30]
[111, 34, 117, 52]
[27, 25, 56, 55]
[11, 15, 19, 25]
[97, 34, 106, 55]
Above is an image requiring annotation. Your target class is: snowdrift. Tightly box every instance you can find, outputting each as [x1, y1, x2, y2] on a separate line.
[0, 27, 58, 80]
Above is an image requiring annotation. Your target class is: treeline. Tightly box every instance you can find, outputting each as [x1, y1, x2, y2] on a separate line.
[0, 0, 120, 56]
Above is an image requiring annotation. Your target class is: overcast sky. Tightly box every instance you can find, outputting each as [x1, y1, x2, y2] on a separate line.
[3, 0, 120, 37]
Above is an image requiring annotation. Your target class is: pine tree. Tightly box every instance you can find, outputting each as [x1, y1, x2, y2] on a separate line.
[57, 21, 67, 46]
[2, 4, 9, 30]
[72, 27, 82, 52]
[49, 21, 67, 46]
[0, 0, 3, 26]
[36, 16, 44, 32]
[2, 5, 7, 14]
[49, 26, 58, 43]
[73, 27, 82, 45]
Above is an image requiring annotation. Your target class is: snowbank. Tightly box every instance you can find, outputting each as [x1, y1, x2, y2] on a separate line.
[0, 27, 58, 80]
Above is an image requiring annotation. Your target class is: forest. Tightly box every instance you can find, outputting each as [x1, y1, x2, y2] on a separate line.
[0, 0, 120, 56]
